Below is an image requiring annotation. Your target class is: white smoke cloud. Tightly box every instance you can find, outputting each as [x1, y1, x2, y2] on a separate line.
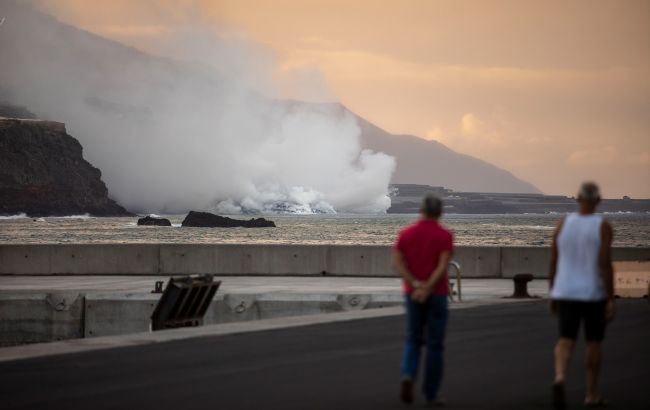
[0, 2, 395, 214]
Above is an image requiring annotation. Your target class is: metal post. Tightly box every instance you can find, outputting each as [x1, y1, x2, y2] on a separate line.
[448, 261, 462, 302]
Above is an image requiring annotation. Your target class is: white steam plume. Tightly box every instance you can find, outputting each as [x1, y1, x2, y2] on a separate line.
[0, 2, 395, 214]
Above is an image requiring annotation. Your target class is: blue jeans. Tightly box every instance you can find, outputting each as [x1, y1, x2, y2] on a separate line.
[401, 294, 448, 401]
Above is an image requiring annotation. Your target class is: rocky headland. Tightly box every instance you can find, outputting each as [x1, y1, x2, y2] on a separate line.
[0, 113, 132, 217]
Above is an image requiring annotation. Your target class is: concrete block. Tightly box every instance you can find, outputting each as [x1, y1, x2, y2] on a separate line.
[0, 292, 83, 345]
[0, 244, 52, 274]
[205, 294, 260, 323]
[327, 246, 392, 276]
[337, 294, 371, 310]
[366, 294, 403, 309]
[84, 293, 159, 337]
[501, 247, 551, 278]
[49, 244, 159, 275]
[159, 244, 219, 274]
[238, 245, 328, 275]
[160, 244, 330, 275]
[454, 247, 501, 277]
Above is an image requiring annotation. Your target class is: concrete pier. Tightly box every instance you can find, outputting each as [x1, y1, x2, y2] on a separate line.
[0, 276, 550, 345]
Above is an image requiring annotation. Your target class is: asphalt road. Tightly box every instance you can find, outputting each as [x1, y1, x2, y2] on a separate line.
[1, 300, 648, 410]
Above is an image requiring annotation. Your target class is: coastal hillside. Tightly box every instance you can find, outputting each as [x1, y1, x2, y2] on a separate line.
[356, 116, 541, 194]
[0, 115, 131, 217]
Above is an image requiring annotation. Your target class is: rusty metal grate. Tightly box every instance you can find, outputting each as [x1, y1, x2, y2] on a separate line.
[150, 274, 221, 331]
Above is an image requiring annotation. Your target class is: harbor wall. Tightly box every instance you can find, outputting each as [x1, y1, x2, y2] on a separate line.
[1, 244, 648, 278]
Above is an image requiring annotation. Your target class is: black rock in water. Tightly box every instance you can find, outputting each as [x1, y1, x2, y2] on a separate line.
[0, 117, 132, 217]
[181, 211, 275, 228]
[137, 216, 172, 226]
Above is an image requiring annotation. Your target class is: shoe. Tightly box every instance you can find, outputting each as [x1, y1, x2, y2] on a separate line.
[425, 398, 447, 407]
[552, 381, 566, 410]
[400, 378, 414, 404]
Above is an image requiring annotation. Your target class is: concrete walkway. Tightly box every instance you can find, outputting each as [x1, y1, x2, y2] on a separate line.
[1, 300, 648, 409]
[0, 276, 550, 300]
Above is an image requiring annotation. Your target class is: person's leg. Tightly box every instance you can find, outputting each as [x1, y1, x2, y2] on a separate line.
[554, 337, 576, 383]
[401, 295, 426, 378]
[423, 295, 448, 402]
[553, 301, 579, 410]
[554, 301, 580, 384]
[401, 295, 426, 404]
[585, 342, 602, 402]
[583, 301, 607, 404]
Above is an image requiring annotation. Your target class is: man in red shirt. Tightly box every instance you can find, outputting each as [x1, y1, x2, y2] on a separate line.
[392, 195, 453, 407]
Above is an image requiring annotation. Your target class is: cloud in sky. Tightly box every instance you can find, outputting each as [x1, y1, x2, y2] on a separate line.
[29, 0, 650, 197]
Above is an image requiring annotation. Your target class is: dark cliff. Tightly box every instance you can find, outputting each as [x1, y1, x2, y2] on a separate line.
[0, 117, 132, 216]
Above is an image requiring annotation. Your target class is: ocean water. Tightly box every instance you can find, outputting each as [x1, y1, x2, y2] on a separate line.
[0, 213, 648, 247]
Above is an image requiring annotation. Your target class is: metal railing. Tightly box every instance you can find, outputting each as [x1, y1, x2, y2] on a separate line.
[448, 261, 462, 302]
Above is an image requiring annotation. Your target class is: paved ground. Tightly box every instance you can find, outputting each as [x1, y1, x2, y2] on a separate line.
[1, 300, 648, 410]
[0, 276, 550, 300]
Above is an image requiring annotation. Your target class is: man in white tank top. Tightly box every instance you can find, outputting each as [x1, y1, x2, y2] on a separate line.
[549, 182, 615, 409]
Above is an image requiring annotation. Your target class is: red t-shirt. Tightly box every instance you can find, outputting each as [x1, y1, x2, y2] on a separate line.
[394, 219, 454, 295]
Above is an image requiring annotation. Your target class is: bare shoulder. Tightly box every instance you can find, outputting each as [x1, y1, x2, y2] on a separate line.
[601, 218, 614, 236]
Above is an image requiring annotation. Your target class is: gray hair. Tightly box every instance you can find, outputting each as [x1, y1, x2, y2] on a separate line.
[421, 195, 443, 218]
[577, 181, 601, 203]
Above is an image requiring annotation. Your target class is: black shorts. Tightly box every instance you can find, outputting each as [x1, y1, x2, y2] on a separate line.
[556, 300, 607, 342]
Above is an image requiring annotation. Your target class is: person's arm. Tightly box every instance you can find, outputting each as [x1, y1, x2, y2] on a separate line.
[599, 220, 615, 321]
[412, 249, 452, 303]
[423, 250, 452, 291]
[548, 217, 565, 314]
[392, 249, 419, 287]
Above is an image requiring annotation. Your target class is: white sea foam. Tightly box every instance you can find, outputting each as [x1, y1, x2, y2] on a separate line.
[0, 213, 28, 219]
[53, 214, 93, 220]
[520, 225, 554, 230]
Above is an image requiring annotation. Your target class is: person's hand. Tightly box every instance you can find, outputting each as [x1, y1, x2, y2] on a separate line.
[412, 286, 430, 304]
[605, 299, 616, 322]
[549, 299, 558, 315]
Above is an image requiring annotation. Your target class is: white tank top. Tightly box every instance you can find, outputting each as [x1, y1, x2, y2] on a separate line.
[550, 213, 607, 301]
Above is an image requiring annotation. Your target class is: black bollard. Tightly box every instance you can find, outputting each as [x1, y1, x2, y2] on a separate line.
[510, 273, 534, 298]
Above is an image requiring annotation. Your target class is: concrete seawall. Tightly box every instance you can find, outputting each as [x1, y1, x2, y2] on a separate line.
[0, 291, 401, 345]
[1, 244, 648, 278]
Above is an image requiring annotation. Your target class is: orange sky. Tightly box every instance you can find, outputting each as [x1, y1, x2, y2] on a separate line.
[33, 0, 650, 197]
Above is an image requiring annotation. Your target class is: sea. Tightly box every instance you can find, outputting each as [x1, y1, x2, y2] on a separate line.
[0, 213, 648, 247]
